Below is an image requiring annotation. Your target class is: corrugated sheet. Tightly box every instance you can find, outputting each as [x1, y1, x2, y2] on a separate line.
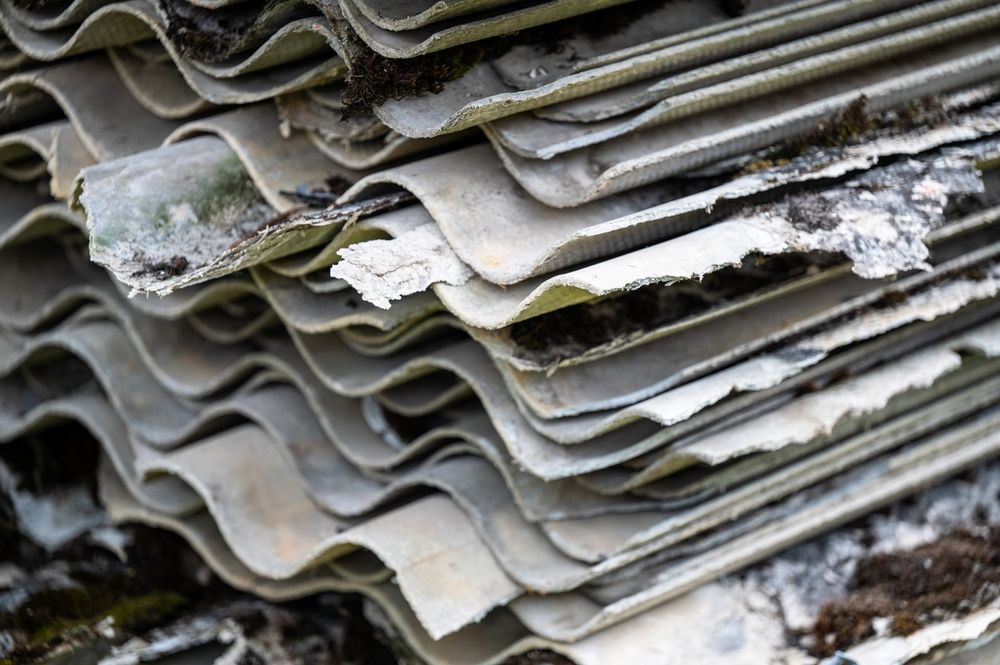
[1, 1, 999, 663]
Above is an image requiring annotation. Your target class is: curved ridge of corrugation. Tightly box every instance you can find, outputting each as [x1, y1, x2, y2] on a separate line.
[75, 138, 415, 297]
[251, 266, 445, 334]
[184, 304, 279, 346]
[277, 86, 389, 142]
[102, 429, 524, 639]
[0, 0, 117, 30]
[0, 99, 356, 214]
[2, 0, 308, 39]
[81, 124, 990, 299]
[0, 206, 264, 337]
[0, 189, 77, 240]
[348, 0, 521, 32]
[187, 18, 332, 79]
[305, 127, 469, 170]
[99, 461, 554, 665]
[0, 203, 438, 347]
[486, 34, 1000, 208]
[165, 105, 363, 212]
[368, 0, 922, 137]
[0, 95, 356, 260]
[0, 314, 218, 447]
[0, 391, 202, 516]
[0, 55, 179, 162]
[96, 341, 1000, 644]
[498, 0, 999, 148]
[0, 0, 345, 104]
[0, 121, 98, 198]
[106, 46, 218, 119]
[0, 0, 321, 69]
[340, 312, 461, 358]
[0, 274, 653, 528]
[333, 0, 635, 60]
[0, 120, 59, 181]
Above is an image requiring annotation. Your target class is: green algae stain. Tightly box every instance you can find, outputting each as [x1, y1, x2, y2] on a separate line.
[4, 586, 190, 664]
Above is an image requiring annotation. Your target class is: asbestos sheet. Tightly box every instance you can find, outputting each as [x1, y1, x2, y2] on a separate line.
[79, 137, 411, 295]
[107, 45, 219, 119]
[489, 38, 1000, 206]
[509, 409, 1000, 641]
[131, 423, 522, 639]
[0, 389, 201, 517]
[291, 296, 997, 483]
[353, 154, 984, 325]
[491, 1, 1000, 161]
[0, 1, 344, 104]
[498, 236, 1000, 419]
[0, 55, 179, 162]
[371, 0, 921, 136]
[103, 463, 807, 665]
[334, 0, 638, 59]
[164, 104, 362, 211]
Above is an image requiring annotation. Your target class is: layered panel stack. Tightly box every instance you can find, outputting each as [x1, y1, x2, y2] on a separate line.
[2, 0, 1000, 662]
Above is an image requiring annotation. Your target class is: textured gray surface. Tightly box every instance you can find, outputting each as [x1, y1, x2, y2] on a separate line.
[2, 2, 1000, 662]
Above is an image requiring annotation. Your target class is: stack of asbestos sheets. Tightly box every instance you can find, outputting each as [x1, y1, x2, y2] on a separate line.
[2, 0, 1000, 662]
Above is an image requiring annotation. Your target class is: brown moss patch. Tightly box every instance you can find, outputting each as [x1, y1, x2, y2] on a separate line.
[508, 253, 834, 366]
[736, 94, 961, 176]
[788, 94, 956, 158]
[797, 95, 876, 153]
[810, 526, 1000, 657]
[159, 0, 312, 62]
[130, 254, 189, 279]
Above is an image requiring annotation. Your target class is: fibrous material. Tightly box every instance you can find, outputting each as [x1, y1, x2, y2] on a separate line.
[2, 2, 1000, 664]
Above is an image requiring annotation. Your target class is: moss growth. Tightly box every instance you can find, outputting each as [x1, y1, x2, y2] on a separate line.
[0, 429, 416, 665]
[7, 584, 192, 662]
[130, 255, 188, 279]
[795, 95, 875, 153]
[124, 152, 264, 244]
[738, 157, 792, 175]
[166, 153, 265, 230]
[507, 252, 836, 366]
[159, 0, 299, 62]
[773, 94, 956, 163]
[810, 526, 1000, 657]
